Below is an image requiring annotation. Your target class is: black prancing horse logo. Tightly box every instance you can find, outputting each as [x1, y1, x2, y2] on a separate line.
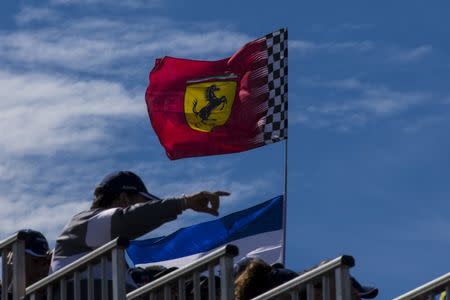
[192, 84, 227, 124]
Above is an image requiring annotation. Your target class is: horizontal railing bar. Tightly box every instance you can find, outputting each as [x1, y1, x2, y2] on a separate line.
[26, 237, 129, 294]
[126, 244, 239, 299]
[0, 232, 24, 250]
[393, 272, 450, 300]
[251, 255, 355, 300]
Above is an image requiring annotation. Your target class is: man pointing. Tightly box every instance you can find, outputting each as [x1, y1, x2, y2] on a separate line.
[51, 170, 229, 273]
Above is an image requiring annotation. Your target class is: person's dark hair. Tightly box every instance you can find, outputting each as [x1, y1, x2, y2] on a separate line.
[91, 187, 139, 209]
[91, 186, 116, 209]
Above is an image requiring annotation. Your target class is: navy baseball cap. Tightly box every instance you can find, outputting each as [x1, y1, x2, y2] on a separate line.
[96, 171, 160, 201]
[19, 229, 50, 257]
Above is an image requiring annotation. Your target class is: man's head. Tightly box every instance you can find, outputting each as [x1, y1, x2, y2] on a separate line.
[92, 171, 160, 209]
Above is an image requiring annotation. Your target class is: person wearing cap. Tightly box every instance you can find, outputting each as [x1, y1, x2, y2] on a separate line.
[21, 229, 52, 286]
[50, 171, 229, 277]
[1, 229, 51, 297]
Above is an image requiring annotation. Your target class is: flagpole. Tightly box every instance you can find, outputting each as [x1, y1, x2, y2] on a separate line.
[282, 137, 288, 265]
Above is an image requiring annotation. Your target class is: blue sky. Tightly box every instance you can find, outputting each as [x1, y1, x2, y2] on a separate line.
[1, 0, 450, 298]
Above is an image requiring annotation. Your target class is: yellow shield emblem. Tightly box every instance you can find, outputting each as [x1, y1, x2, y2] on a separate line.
[184, 80, 237, 132]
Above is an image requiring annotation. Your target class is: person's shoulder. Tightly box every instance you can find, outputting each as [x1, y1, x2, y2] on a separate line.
[72, 208, 105, 219]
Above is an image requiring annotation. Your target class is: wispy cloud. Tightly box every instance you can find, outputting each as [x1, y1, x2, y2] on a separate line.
[309, 23, 374, 33]
[291, 39, 432, 65]
[0, 69, 144, 156]
[290, 40, 374, 53]
[0, 16, 249, 76]
[389, 45, 432, 63]
[403, 115, 449, 133]
[49, 0, 162, 8]
[293, 78, 432, 131]
[16, 6, 60, 25]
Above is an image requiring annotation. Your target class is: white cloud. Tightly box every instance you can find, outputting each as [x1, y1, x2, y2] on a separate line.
[16, 6, 60, 24]
[309, 23, 374, 33]
[291, 39, 432, 66]
[293, 78, 431, 130]
[403, 115, 449, 133]
[49, 0, 161, 8]
[390, 45, 432, 63]
[0, 17, 249, 75]
[290, 40, 374, 53]
[299, 77, 364, 90]
[0, 70, 143, 156]
[0, 195, 91, 242]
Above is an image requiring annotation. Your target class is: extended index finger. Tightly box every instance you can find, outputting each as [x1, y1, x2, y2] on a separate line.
[214, 191, 230, 197]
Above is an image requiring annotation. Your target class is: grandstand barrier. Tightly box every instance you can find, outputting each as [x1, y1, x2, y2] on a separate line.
[126, 244, 239, 300]
[251, 255, 355, 300]
[25, 237, 130, 300]
[393, 272, 450, 300]
[0, 232, 27, 300]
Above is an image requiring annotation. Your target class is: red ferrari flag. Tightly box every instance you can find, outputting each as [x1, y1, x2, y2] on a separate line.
[146, 28, 288, 160]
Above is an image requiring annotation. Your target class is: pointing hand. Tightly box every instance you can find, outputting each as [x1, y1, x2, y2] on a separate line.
[183, 191, 230, 216]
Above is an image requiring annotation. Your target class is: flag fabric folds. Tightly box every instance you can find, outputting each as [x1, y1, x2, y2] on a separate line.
[126, 196, 284, 269]
[146, 29, 288, 160]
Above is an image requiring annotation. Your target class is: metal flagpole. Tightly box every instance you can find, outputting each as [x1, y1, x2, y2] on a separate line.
[281, 137, 288, 265]
[281, 27, 289, 266]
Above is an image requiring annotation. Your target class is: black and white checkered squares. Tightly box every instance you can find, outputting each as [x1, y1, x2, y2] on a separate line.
[263, 28, 288, 144]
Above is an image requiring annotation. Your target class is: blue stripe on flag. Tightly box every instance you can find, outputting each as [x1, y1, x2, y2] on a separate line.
[127, 195, 283, 264]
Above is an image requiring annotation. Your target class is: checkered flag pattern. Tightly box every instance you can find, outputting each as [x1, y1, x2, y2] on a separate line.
[263, 28, 288, 144]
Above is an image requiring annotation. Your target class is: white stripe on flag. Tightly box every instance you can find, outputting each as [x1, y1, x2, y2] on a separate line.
[134, 229, 283, 269]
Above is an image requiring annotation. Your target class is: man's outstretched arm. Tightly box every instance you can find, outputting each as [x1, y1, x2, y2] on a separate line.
[110, 191, 230, 240]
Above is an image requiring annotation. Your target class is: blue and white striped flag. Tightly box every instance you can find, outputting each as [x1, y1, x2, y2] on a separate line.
[126, 196, 284, 268]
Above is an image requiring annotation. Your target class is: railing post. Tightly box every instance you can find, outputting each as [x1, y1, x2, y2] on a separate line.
[290, 290, 299, 300]
[73, 271, 81, 300]
[2, 248, 9, 300]
[101, 256, 108, 300]
[220, 254, 234, 300]
[178, 277, 186, 300]
[12, 239, 26, 300]
[335, 266, 352, 300]
[60, 278, 67, 300]
[306, 283, 315, 300]
[112, 247, 126, 300]
[163, 285, 172, 299]
[46, 285, 53, 300]
[87, 263, 94, 300]
[208, 264, 216, 300]
[322, 275, 331, 300]
[193, 271, 201, 300]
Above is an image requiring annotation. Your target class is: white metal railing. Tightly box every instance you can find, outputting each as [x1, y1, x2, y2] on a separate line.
[251, 255, 355, 300]
[393, 272, 450, 300]
[0, 231, 27, 300]
[25, 237, 129, 300]
[126, 244, 239, 300]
